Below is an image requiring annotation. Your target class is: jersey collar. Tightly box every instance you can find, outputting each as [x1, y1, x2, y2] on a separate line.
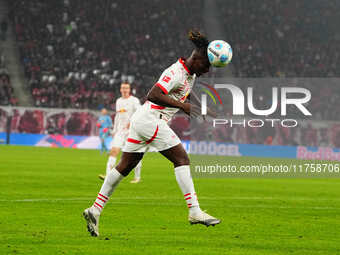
[179, 58, 193, 75]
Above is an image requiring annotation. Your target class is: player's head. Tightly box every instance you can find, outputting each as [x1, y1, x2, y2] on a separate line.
[101, 108, 107, 115]
[120, 82, 131, 98]
[186, 30, 210, 77]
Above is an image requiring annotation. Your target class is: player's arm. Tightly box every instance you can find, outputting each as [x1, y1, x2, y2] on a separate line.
[112, 101, 119, 135]
[126, 98, 140, 129]
[147, 85, 200, 116]
[133, 97, 141, 112]
[106, 116, 113, 133]
[101, 116, 110, 134]
[96, 117, 102, 128]
[108, 115, 113, 127]
[112, 114, 119, 135]
[187, 90, 217, 118]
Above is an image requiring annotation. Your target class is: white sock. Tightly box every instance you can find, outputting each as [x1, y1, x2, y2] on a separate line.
[174, 165, 201, 215]
[106, 156, 117, 175]
[134, 161, 142, 179]
[93, 168, 123, 213]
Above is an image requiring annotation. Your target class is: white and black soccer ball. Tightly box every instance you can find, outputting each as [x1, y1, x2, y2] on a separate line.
[207, 40, 233, 67]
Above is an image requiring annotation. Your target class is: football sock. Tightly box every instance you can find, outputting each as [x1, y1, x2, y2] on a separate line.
[134, 161, 142, 179]
[106, 156, 117, 175]
[93, 168, 123, 213]
[174, 165, 201, 215]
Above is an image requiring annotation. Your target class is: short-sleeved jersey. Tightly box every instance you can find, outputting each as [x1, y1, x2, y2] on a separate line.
[113, 96, 140, 134]
[142, 58, 196, 121]
[98, 115, 112, 134]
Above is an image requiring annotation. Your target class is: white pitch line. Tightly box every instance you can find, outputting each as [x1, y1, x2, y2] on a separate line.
[0, 196, 340, 202]
[0, 197, 339, 210]
[106, 202, 340, 211]
[0, 198, 92, 202]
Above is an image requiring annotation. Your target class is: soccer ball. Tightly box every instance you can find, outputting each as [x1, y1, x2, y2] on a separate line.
[207, 40, 233, 67]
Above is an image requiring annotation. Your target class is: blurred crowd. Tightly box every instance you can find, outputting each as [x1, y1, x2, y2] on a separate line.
[219, 0, 340, 78]
[9, 0, 204, 110]
[6, 0, 340, 122]
[216, 0, 340, 121]
[0, 50, 17, 106]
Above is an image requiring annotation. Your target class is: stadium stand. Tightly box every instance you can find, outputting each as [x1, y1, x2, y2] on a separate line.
[7, 0, 340, 121]
[9, 0, 204, 110]
[214, 0, 340, 121]
[0, 50, 17, 106]
[218, 0, 340, 78]
[0, 0, 340, 148]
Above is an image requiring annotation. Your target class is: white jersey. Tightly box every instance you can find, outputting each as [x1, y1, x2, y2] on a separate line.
[142, 58, 196, 122]
[113, 96, 140, 135]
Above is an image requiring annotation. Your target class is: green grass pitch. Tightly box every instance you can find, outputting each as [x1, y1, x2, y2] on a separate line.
[0, 145, 340, 255]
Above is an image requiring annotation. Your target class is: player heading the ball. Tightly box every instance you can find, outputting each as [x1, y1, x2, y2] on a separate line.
[83, 30, 230, 237]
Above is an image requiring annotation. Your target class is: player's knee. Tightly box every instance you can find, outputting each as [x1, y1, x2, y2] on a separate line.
[117, 160, 139, 176]
[129, 159, 140, 169]
[110, 147, 120, 157]
[116, 161, 132, 176]
[175, 155, 190, 166]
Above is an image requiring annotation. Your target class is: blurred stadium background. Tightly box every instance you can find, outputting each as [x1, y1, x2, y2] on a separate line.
[0, 0, 339, 156]
[1, 1, 340, 254]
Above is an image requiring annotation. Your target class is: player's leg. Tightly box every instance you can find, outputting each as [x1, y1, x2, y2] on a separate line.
[99, 133, 126, 180]
[99, 147, 120, 180]
[103, 133, 110, 152]
[123, 133, 142, 184]
[99, 134, 105, 153]
[130, 160, 142, 183]
[84, 151, 143, 236]
[130, 145, 154, 183]
[107, 147, 120, 174]
[159, 144, 221, 227]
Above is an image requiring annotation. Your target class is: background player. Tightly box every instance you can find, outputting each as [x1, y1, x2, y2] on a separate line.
[98, 82, 143, 183]
[84, 30, 220, 237]
[96, 108, 112, 153]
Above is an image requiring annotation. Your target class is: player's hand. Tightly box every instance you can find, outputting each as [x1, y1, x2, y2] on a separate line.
[207, 107, 217, 118]
[181, 103, 191, 115]
[103, 128, 108, 133]
[181, 103, 201, 117]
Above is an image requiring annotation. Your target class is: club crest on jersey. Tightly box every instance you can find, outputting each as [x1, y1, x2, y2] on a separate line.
[162, 76, 171, 83]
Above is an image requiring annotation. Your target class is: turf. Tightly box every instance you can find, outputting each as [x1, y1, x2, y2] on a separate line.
[0, 145, 340, 255]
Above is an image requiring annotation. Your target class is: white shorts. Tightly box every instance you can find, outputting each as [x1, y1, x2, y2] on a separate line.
[110, 132, 128, 149]
[122, 108, 181, 153]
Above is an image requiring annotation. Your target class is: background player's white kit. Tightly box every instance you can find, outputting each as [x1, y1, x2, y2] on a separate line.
[99, 89, 147, 182]
[108, 95, 143, 181]
[111, 95, 141, 148]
